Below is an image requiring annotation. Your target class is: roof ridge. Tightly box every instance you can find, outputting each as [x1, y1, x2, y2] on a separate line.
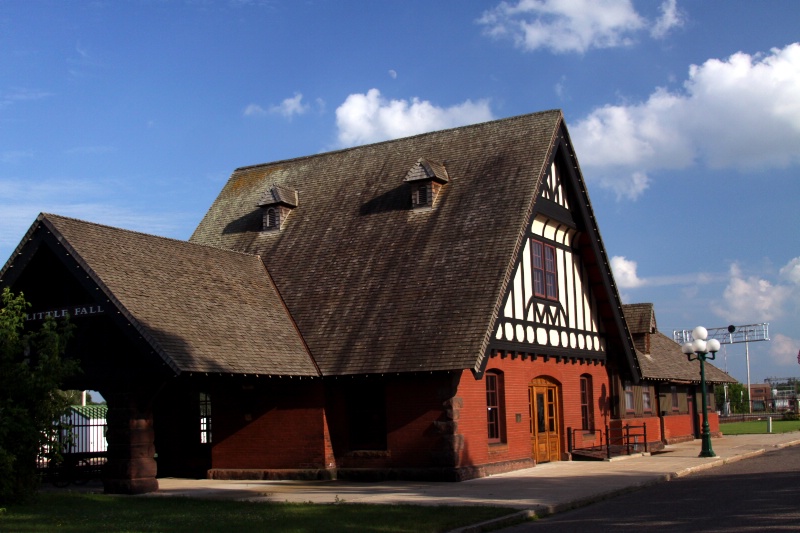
[234, 109, 564, 172]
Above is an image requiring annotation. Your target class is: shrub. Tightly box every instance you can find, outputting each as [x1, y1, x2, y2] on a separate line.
[0, 289, 76, 503]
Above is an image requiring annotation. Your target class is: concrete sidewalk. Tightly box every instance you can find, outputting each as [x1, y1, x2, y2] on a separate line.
[152, 432, 800, 523]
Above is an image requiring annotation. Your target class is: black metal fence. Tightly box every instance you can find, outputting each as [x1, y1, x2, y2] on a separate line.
[38, 408, 108, 486]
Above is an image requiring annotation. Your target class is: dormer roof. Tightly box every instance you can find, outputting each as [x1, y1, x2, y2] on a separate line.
[257, 185, 299, 208]
[403, 158, 449, 184]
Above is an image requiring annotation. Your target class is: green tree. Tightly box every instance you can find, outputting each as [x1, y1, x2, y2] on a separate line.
[715, 383, 749, 414]
[0, 288, 76, 503]
[59, 390, 99, 405]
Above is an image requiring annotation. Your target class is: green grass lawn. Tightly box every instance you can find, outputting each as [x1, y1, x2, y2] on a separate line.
[0, 492, 519, 533]
[721, 419, 800, 435]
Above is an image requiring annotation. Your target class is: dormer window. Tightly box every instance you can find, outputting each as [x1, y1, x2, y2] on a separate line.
[257, 185, 298, 231]
[404, 158, 448, 209]
[265, 208, 279, 229]
[414, 182, 428, 206]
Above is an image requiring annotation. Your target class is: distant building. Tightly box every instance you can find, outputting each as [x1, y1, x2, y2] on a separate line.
[55, 405, 108, 454]
[622, 304, 735, 445]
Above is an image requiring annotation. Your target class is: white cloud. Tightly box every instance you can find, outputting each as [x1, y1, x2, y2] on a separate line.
[0, 87, 51, 108]
[478, 0, 655, 54]
[244, 94, 311, 119]
[650, 0, 684, 39]
[714, 263, 790, 323]
[611, 256, 644, 288]
[243, 103, 267, 117]
[334, 89, 494, 147]
[768, 333, 800, 367]
[0, 176, 186, 260]
[269, 93, 309, 118]
[779, 257, 800, 285]
[572, 43, 800, 199]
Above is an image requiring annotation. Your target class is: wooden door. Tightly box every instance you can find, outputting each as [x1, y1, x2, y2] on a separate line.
[529, 379, 560, 463]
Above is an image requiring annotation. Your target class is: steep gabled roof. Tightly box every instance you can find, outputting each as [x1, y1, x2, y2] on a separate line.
[191, 110, 636, 377]
[1, 214, 318, 377]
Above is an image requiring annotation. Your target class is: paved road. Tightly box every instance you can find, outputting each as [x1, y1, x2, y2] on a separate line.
[502, 444, 800, 532]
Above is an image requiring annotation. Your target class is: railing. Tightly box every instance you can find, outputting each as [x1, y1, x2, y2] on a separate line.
[569, 423, 648, 459]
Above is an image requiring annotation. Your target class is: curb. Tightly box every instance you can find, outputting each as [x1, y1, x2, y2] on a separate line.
[448, 438, 800, 533]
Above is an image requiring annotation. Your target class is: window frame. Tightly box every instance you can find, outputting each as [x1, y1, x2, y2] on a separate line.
[642, 386, 652, 413]
[624, 382, 635, 413]
[580, 375, 594, 431]
[485, 371, 506, 444]
[531, 239, 558, 301]
[671, 385, 679, 412]
[199, 392, 212, 444]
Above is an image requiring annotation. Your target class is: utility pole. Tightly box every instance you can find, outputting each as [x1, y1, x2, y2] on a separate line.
[674, 323, 769, 414]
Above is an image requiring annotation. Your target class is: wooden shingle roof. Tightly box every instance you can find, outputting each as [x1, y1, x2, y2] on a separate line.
[623, 304, 734, 384]
[191, 110, 567, 375]
[5, 214, 318, 377]
[637, 332, 735, 384]
[623, 303, 656, 334]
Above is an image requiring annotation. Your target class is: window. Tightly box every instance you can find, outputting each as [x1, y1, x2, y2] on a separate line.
[263, 207, 280, 230]
[624, 382, 635, 412]
[531, 239, 558, 300]
[415, 183, 428, 206]
[486, 371, 505, 443]
[642, 386, 652, 412]
[580, 375, 594, 431]
[199, 392, 212, 444]
[671, 386, 679, 411]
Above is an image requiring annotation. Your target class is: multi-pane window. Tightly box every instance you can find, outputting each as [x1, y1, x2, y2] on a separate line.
[642, 386, 652, 412]
[671, 386, 679, 411]
[624, 382, 635, 412]
[580, 375, 594, 431]
[486, 371, 505, 443]
[531, 239, 558, 300]
[199, 392, 212, 444]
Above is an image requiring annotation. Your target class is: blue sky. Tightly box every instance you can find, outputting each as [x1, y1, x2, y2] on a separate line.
[2, 0, 799, 386]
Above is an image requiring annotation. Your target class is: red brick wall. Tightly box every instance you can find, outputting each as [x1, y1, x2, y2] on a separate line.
[662, 413, 695, 442]
[326, 373, 460, 469]
[454, 355, 612, 467]
[610, 415, 661, 445]
[210, 380, 330, 469]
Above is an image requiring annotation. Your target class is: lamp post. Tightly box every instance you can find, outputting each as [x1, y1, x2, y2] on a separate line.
[682, 326, 721, 458]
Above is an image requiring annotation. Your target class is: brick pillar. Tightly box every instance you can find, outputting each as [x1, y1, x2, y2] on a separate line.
[103, 391, 159, 494]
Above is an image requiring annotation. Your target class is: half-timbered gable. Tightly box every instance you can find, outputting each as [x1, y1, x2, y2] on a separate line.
[492, 178, 605, 361]
[488, 133, 633, 371]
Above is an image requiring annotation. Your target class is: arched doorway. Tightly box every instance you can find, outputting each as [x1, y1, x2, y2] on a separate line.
[529, 377, 561, 463]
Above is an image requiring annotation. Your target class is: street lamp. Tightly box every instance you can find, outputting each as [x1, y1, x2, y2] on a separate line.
[682, 326, 721, 458]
